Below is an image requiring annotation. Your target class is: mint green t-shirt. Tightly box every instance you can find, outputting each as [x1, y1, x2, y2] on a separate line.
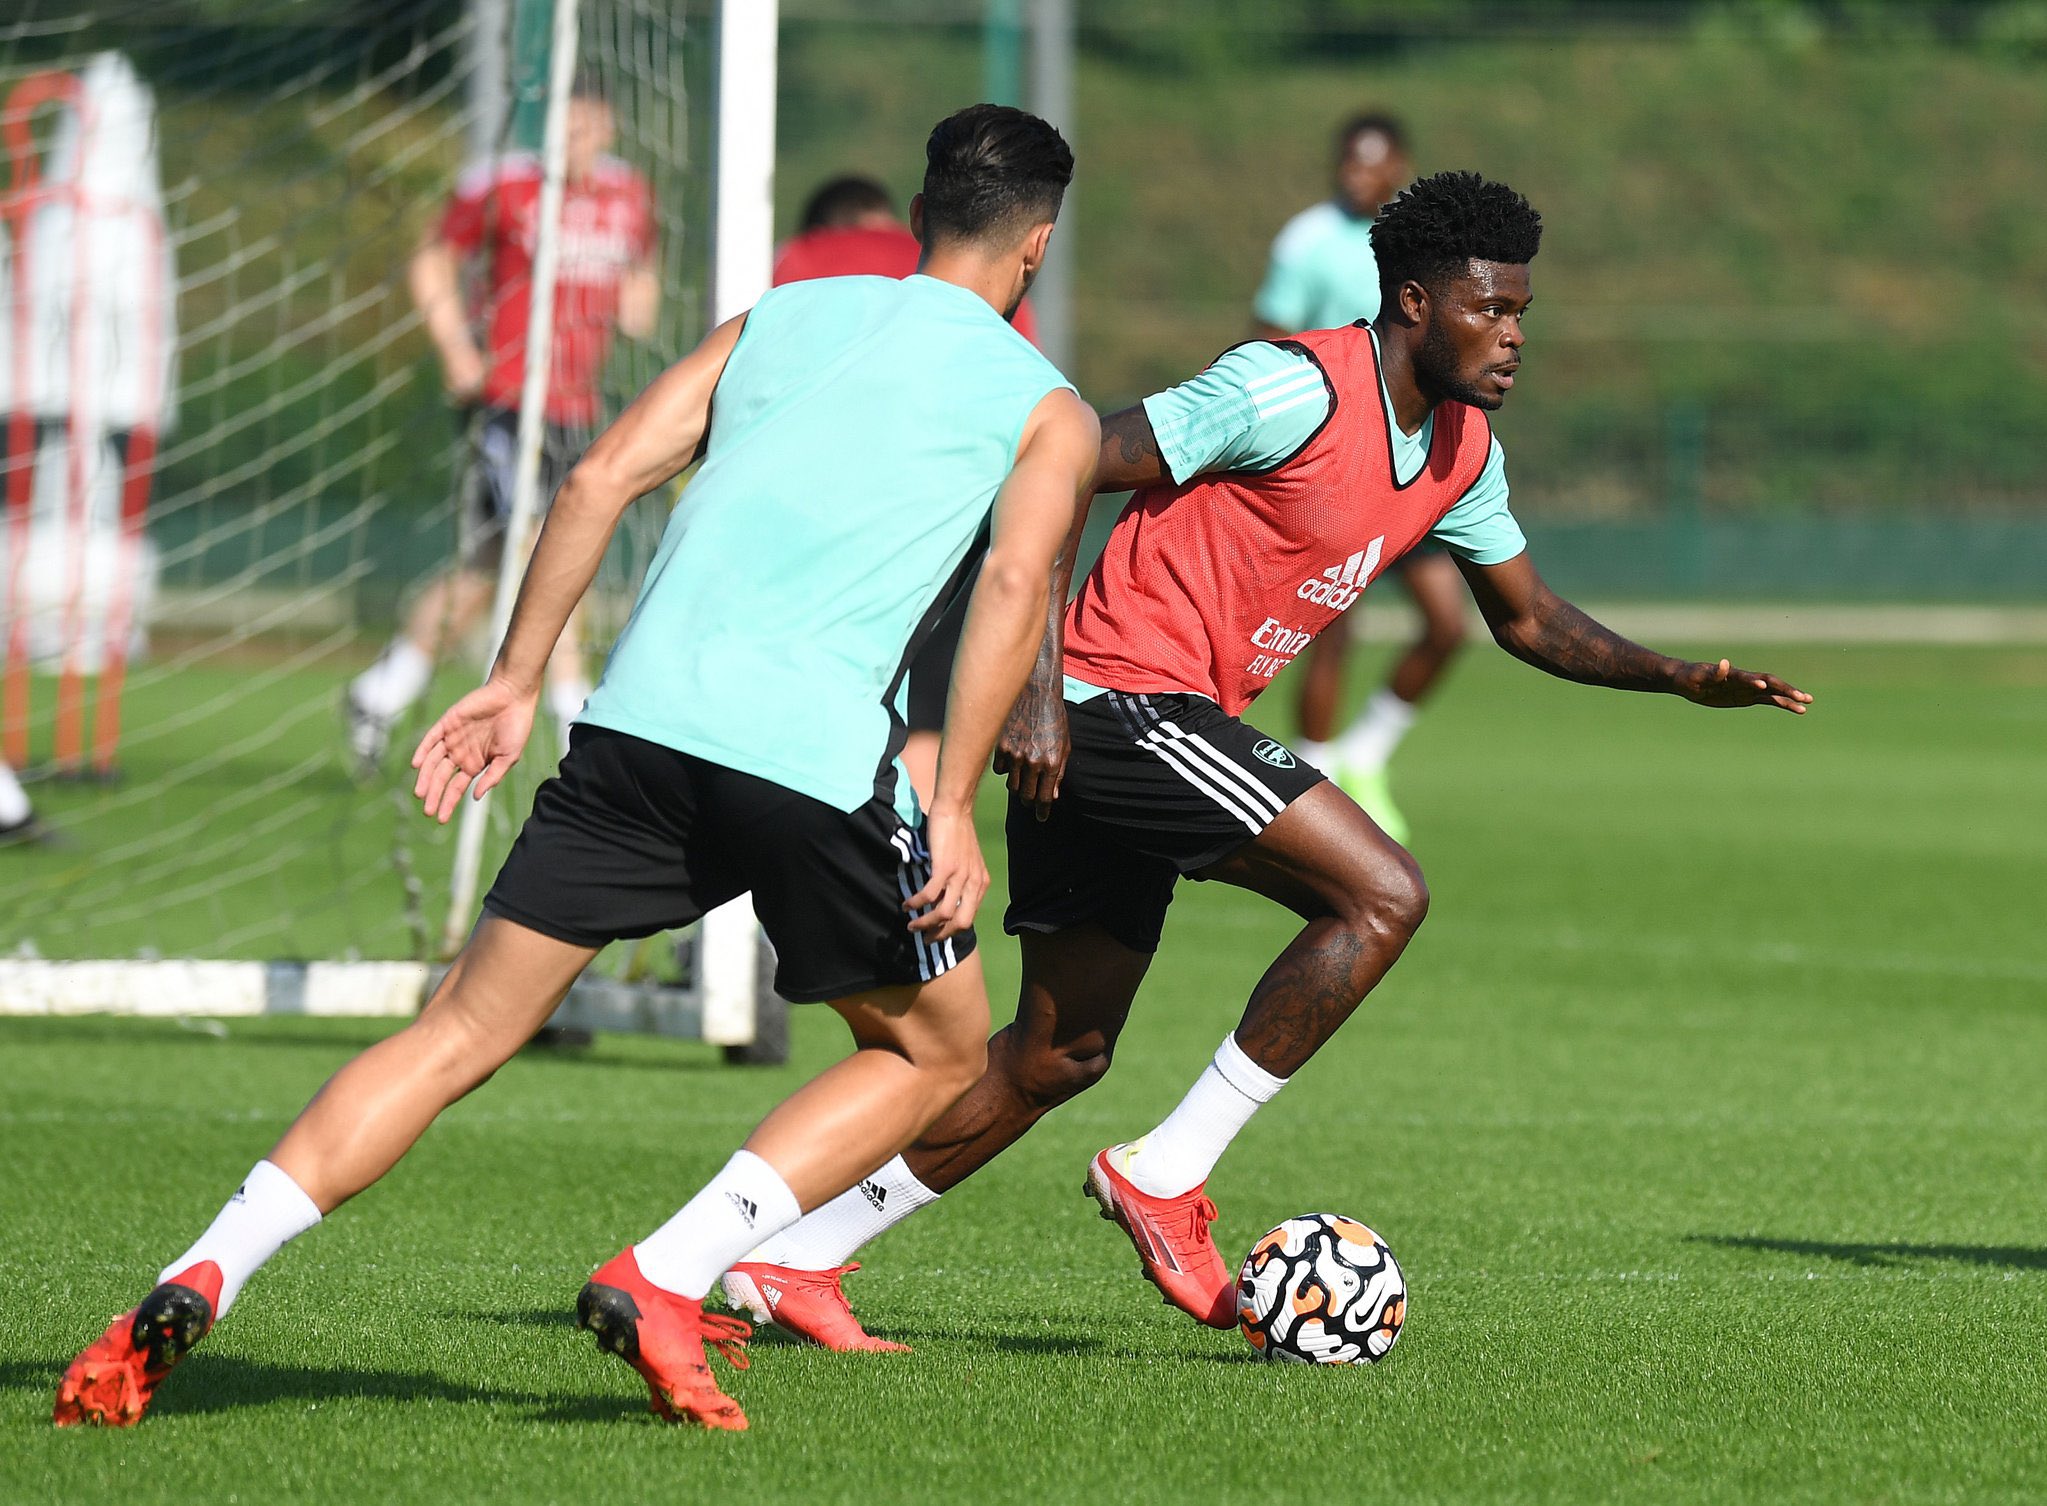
[1252, 201, 1382, 332]
[581, 274, 1072, 815]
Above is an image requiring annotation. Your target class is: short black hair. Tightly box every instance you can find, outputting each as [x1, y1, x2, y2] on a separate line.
[800, 176, 895, 232]
[1336, 111, 1407, 158]
[570, 70, 610, 106]
[1371, 171, 1542, 305]
[920, 104, 1073, 246]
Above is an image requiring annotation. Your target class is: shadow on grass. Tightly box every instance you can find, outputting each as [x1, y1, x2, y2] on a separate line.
[0, 1354, 628, 1420]
[1691, 1235, 2047, 1270]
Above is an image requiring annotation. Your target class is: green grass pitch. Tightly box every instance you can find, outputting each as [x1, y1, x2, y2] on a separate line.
[3, 642, 2044, 1503]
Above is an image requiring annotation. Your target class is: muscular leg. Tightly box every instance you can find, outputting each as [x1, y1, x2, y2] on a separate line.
[268, 916, 596, 1210]
[904, 924, 1152, 1192]
[402, 566, 497, 661]
[1199, 782, 1427, 1076]
[1294, 610, 1353, 747]
[736, 924, 1149, 1285]
[745, 957, 991, 1208]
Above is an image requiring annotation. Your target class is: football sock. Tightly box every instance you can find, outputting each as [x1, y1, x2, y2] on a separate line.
[0, 761, 30, 827]
[158, 1159, 322, 1317]
[350, 639, 432, 719]
[634, 1150, 803, 1301]
[1122, 1034, 1289, 1198]
[744, 1155, 940, 1271]
[1337, 688, 1418, 773]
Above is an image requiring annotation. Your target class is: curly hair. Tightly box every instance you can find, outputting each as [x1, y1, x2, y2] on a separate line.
[921, 104, 1074, 246]
[1371, 171, 1542, 306]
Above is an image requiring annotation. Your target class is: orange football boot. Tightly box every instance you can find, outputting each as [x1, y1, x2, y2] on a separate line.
[1084, 1144, 1236, 1329]
[721, 1262, 910, 1354]
[53, 1261, 223, 1427]
[578, 1248, 752, 1430]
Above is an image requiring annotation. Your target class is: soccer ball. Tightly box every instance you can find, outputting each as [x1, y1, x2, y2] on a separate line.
[1236, 1213, 1406, 1365]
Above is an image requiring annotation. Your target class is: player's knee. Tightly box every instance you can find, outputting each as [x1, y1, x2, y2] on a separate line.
[1341, 851, 1430, 942]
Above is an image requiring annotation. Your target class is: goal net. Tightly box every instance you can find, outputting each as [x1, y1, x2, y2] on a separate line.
[0, 0, 779, 1049]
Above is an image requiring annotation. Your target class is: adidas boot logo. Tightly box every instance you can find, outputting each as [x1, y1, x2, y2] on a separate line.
[859, 1180, 888, 1213]
[1295, 536, 1383, 609]
[726, 1192, 759, 1227]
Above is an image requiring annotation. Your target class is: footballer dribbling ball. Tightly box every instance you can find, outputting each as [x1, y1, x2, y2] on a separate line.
[1237, 1213, 1406, 1365]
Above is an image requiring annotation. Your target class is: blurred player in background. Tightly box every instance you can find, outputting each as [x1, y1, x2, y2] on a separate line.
[775, 173, 1041, 805]
[727, 173, 1811, 1349]
[55, 104, 1092, 1434]
[345, 76, 657, 774]
[1254, 111, 1458, 845]
[0, 759, 40, 845]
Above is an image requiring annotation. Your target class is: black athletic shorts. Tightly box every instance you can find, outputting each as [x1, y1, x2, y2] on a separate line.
[904, 567, 974, 732]
[484, 726, 975, 1002]
[1004, 689, 1326, 954]
[457, 406, 585, 571]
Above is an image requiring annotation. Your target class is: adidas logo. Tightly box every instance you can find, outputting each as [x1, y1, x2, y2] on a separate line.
[1295, 536, 1384, 609]
[726, 1192, 759, 1227]
[859, 1180, 888, 1213]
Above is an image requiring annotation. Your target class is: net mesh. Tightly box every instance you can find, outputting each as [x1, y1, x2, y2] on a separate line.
[1, 0, 710, 964]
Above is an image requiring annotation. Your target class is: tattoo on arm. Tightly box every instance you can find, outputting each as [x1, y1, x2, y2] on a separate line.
[1509, 592, 1688, 693]
[1115, 420, 1158, 467]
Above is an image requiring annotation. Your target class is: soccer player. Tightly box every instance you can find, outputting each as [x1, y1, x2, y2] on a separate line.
[345, 76, 658, 773]
[54, 105, 1095, 1432]
[1253, 110, 1458, 844]
[725, 172, 1810, 1348]
[772, 172, 1042, 806]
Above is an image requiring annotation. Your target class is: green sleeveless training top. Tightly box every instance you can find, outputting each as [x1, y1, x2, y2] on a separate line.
[580, 274, 1071, 816]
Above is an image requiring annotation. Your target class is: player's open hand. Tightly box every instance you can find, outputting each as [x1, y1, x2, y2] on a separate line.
[1679, 658, 1813, 713]
[904, 803, 988, 941]
[992, 677, 1071, 821]
[410, 676, 538, 822]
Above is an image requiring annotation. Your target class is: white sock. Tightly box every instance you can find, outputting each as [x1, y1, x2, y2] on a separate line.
[158, 1160, 322, 1317]
[634, 1149, 803, 1301]
[1337, 688, 1419, 773]
[350, 639, 433, 719]
[1121, 1034, 1289, 1198]
[744, 1155, 940, 1272]
[0, 761, 30, 827]
[1295, 739, 1334, 775]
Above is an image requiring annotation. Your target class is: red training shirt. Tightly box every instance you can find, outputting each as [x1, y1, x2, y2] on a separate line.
[439, 151, 655, 427]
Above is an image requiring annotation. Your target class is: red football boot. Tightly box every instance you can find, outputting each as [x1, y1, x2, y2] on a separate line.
[1084, 1144, 1236, 1329]
[578, 1248, 752, 1430]
[53, 1261, 224, 1427]
[721, 1262, 911, 1354]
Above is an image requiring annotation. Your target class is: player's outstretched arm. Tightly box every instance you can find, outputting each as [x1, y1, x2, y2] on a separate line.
[410, 314, 749, 820]
[911, 389, 1100, 936]
[1458, 552, 1813, 713]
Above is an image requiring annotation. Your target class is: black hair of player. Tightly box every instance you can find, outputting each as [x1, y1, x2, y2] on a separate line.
[920, 104, 1073, 247]
[1371, 171, 1541, 306]
[1336, 111, 1406, 158]
[570, 70, 610, 107]
[800, 176, 895, 233]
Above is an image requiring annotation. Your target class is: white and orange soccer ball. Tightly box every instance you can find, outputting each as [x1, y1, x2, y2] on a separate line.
[1236, 1213, 1406, 1365]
